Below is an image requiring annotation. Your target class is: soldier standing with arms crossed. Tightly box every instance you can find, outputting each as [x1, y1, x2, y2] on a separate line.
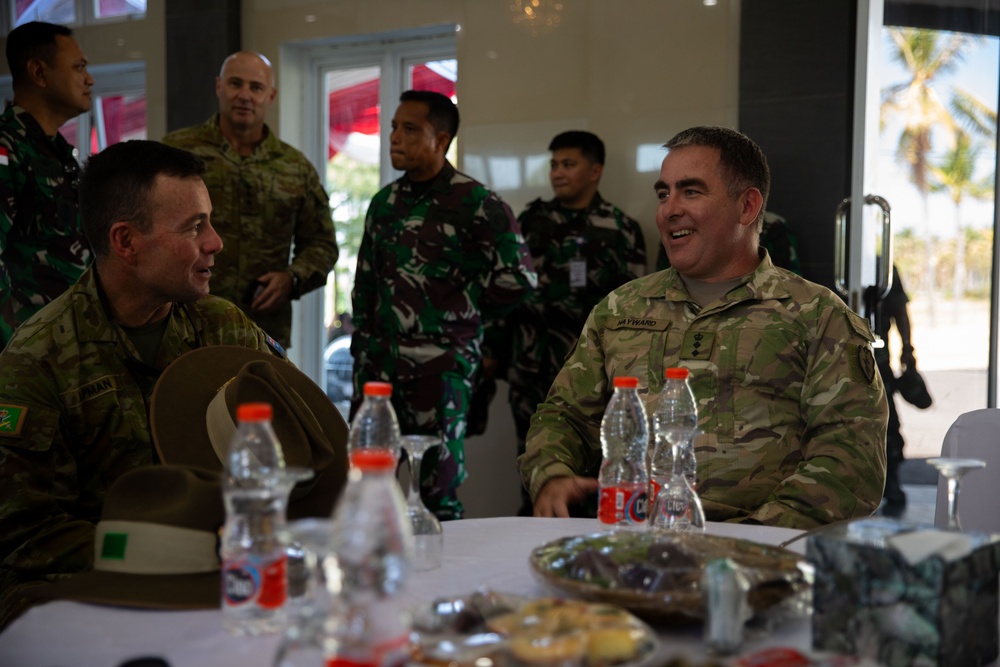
[486, 130, 646, 515]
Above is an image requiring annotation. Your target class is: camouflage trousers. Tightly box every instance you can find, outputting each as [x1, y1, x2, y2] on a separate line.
[391, 368, 472, 521]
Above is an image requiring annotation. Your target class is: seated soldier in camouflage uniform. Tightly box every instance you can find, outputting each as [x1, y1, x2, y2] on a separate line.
[0, 141, 285, 628]
[519, 126, 888, 529]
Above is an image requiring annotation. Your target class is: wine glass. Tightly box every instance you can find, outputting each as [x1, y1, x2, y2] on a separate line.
[927, 457, 986, 531]
[272, 518, 336, 667]
[400, 434, 444, 571]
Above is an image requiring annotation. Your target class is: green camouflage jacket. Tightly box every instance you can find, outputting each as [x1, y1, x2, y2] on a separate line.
[161, 115, 338, 347]
[351, 161, 537, 388]
[0, 265, 281, 626]
[0, 104, 92, 346]
[487, 193, 645, 410]
[519, 253, 888, 529]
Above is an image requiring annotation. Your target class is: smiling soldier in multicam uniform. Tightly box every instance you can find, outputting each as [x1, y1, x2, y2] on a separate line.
[519, 126, 887, 529]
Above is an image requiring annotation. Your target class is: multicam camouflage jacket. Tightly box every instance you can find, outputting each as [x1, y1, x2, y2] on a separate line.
[519, 253, 888, 529]
[162, 115, 338, 347]
[0, 104, 92, 346]
[0, 265, 281, 626]
[351, 161, 537, 390]
[486, 193, 646, 415]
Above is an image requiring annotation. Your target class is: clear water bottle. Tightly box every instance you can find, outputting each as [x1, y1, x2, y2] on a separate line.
[649, 368, 705, 531]
[222, 402, 291, 636]
[650, 367, 699, 496]
[327, 449, 415, 667]
[349, 382, 401, 461]
[597, 376, 649, 530]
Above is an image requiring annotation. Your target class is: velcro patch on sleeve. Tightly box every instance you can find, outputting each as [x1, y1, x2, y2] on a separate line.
[0, 403, 29, 437]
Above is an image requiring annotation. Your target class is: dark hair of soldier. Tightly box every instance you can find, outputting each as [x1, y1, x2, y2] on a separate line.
[5, 20, 73, 88]
[79, 140, 207, 258]
[664, 126, 771, 227]
[399, 89, 460, 148]
[548, 130, 606, 166]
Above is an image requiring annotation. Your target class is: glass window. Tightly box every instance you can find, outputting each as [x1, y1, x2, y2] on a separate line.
[14, 0, 75, 26]
[93, 0, 144, 20]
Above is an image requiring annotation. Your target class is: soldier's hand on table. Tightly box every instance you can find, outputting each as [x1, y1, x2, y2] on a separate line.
[533, 476, 599, 518]
[251, 271, 293, 314]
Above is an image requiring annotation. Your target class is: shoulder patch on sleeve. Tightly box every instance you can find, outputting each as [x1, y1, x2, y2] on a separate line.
[848, 344, 877, 385]
[0, 404, 29, 437]
[266, 334, 287, 359]
[845, 309, 876, 343]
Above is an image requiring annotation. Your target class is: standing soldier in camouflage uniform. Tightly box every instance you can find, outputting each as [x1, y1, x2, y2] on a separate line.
[520, 126, 887, 529]
[485, 131, 645, 515]
[0, 141, 284, 629]
[0, 22, 94, 346]
[351, 91, 537, 521]
[162, 51, 337, 349]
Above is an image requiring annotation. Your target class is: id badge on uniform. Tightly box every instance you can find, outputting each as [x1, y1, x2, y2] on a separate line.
[569, 258, 587, 287]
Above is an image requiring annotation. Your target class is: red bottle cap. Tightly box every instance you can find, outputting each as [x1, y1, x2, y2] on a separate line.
[350, 449, 397, 471]
[612, 376, 639, 389]
[665, 367, 690, 380]
[363, 381, 393, 397]
[236, 403, 272, 422]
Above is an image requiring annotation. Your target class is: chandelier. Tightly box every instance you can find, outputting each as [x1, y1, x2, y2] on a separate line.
[510, 0, 565, 36]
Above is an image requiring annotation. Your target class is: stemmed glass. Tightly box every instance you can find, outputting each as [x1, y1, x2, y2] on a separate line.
[400, 434, 444, 571]
[927, 457, 986, 531]
[272, 518, 336, 667]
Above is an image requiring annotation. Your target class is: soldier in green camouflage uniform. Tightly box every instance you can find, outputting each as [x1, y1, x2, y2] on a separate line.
[484, 131, 645, 514]
[0, 141, 284, 628]
[162, 51, 337, 348]
[352, 91, 536, 520]
[520, 127, 887, 529]
[0, 22, 95, 346]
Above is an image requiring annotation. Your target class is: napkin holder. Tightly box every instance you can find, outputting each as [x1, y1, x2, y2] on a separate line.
[807, 518, 1000, 667]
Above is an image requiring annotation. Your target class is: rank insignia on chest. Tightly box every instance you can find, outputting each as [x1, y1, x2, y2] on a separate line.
[680, 330, 715, 360]
[0, 403, 28, 437]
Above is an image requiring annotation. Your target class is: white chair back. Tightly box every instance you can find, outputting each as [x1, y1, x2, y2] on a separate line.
[934, 408, 1000, 533]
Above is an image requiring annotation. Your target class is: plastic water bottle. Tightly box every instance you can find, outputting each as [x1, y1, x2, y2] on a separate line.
[222, 402, 290, 636]
[349, 382, 401, 460]
[597, 376, 649, 530]
[327, 449, 414, 667]
[648, 367, 705, 531]
[650, 367, 699, 497]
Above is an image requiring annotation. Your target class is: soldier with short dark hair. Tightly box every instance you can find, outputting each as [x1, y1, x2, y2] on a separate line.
[351, 90, 537, 520]
[485, 130, 645, 515]
[162, 51, 338, 349]
[520, 126, 888, 529]
[0, 21, 94, 345]
[0, 140, 284, 628]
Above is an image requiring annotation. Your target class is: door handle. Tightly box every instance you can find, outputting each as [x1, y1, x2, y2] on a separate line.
[833, 194, 893, 298]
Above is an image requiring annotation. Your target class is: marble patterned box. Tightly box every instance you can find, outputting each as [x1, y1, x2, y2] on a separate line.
[807, 518, 1000, 667]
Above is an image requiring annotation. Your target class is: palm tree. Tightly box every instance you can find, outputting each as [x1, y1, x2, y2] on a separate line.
[928, 133, 994, 317]
[880, 27, 976, 322]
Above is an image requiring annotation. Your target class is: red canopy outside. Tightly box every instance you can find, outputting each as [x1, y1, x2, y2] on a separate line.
[327, 64, 456, 160]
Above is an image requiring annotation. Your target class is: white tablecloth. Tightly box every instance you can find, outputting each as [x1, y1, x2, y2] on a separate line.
[0, 518, 821, 667]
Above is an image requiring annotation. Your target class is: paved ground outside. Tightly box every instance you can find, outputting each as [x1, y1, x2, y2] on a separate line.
[891, 296, 992, 460]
